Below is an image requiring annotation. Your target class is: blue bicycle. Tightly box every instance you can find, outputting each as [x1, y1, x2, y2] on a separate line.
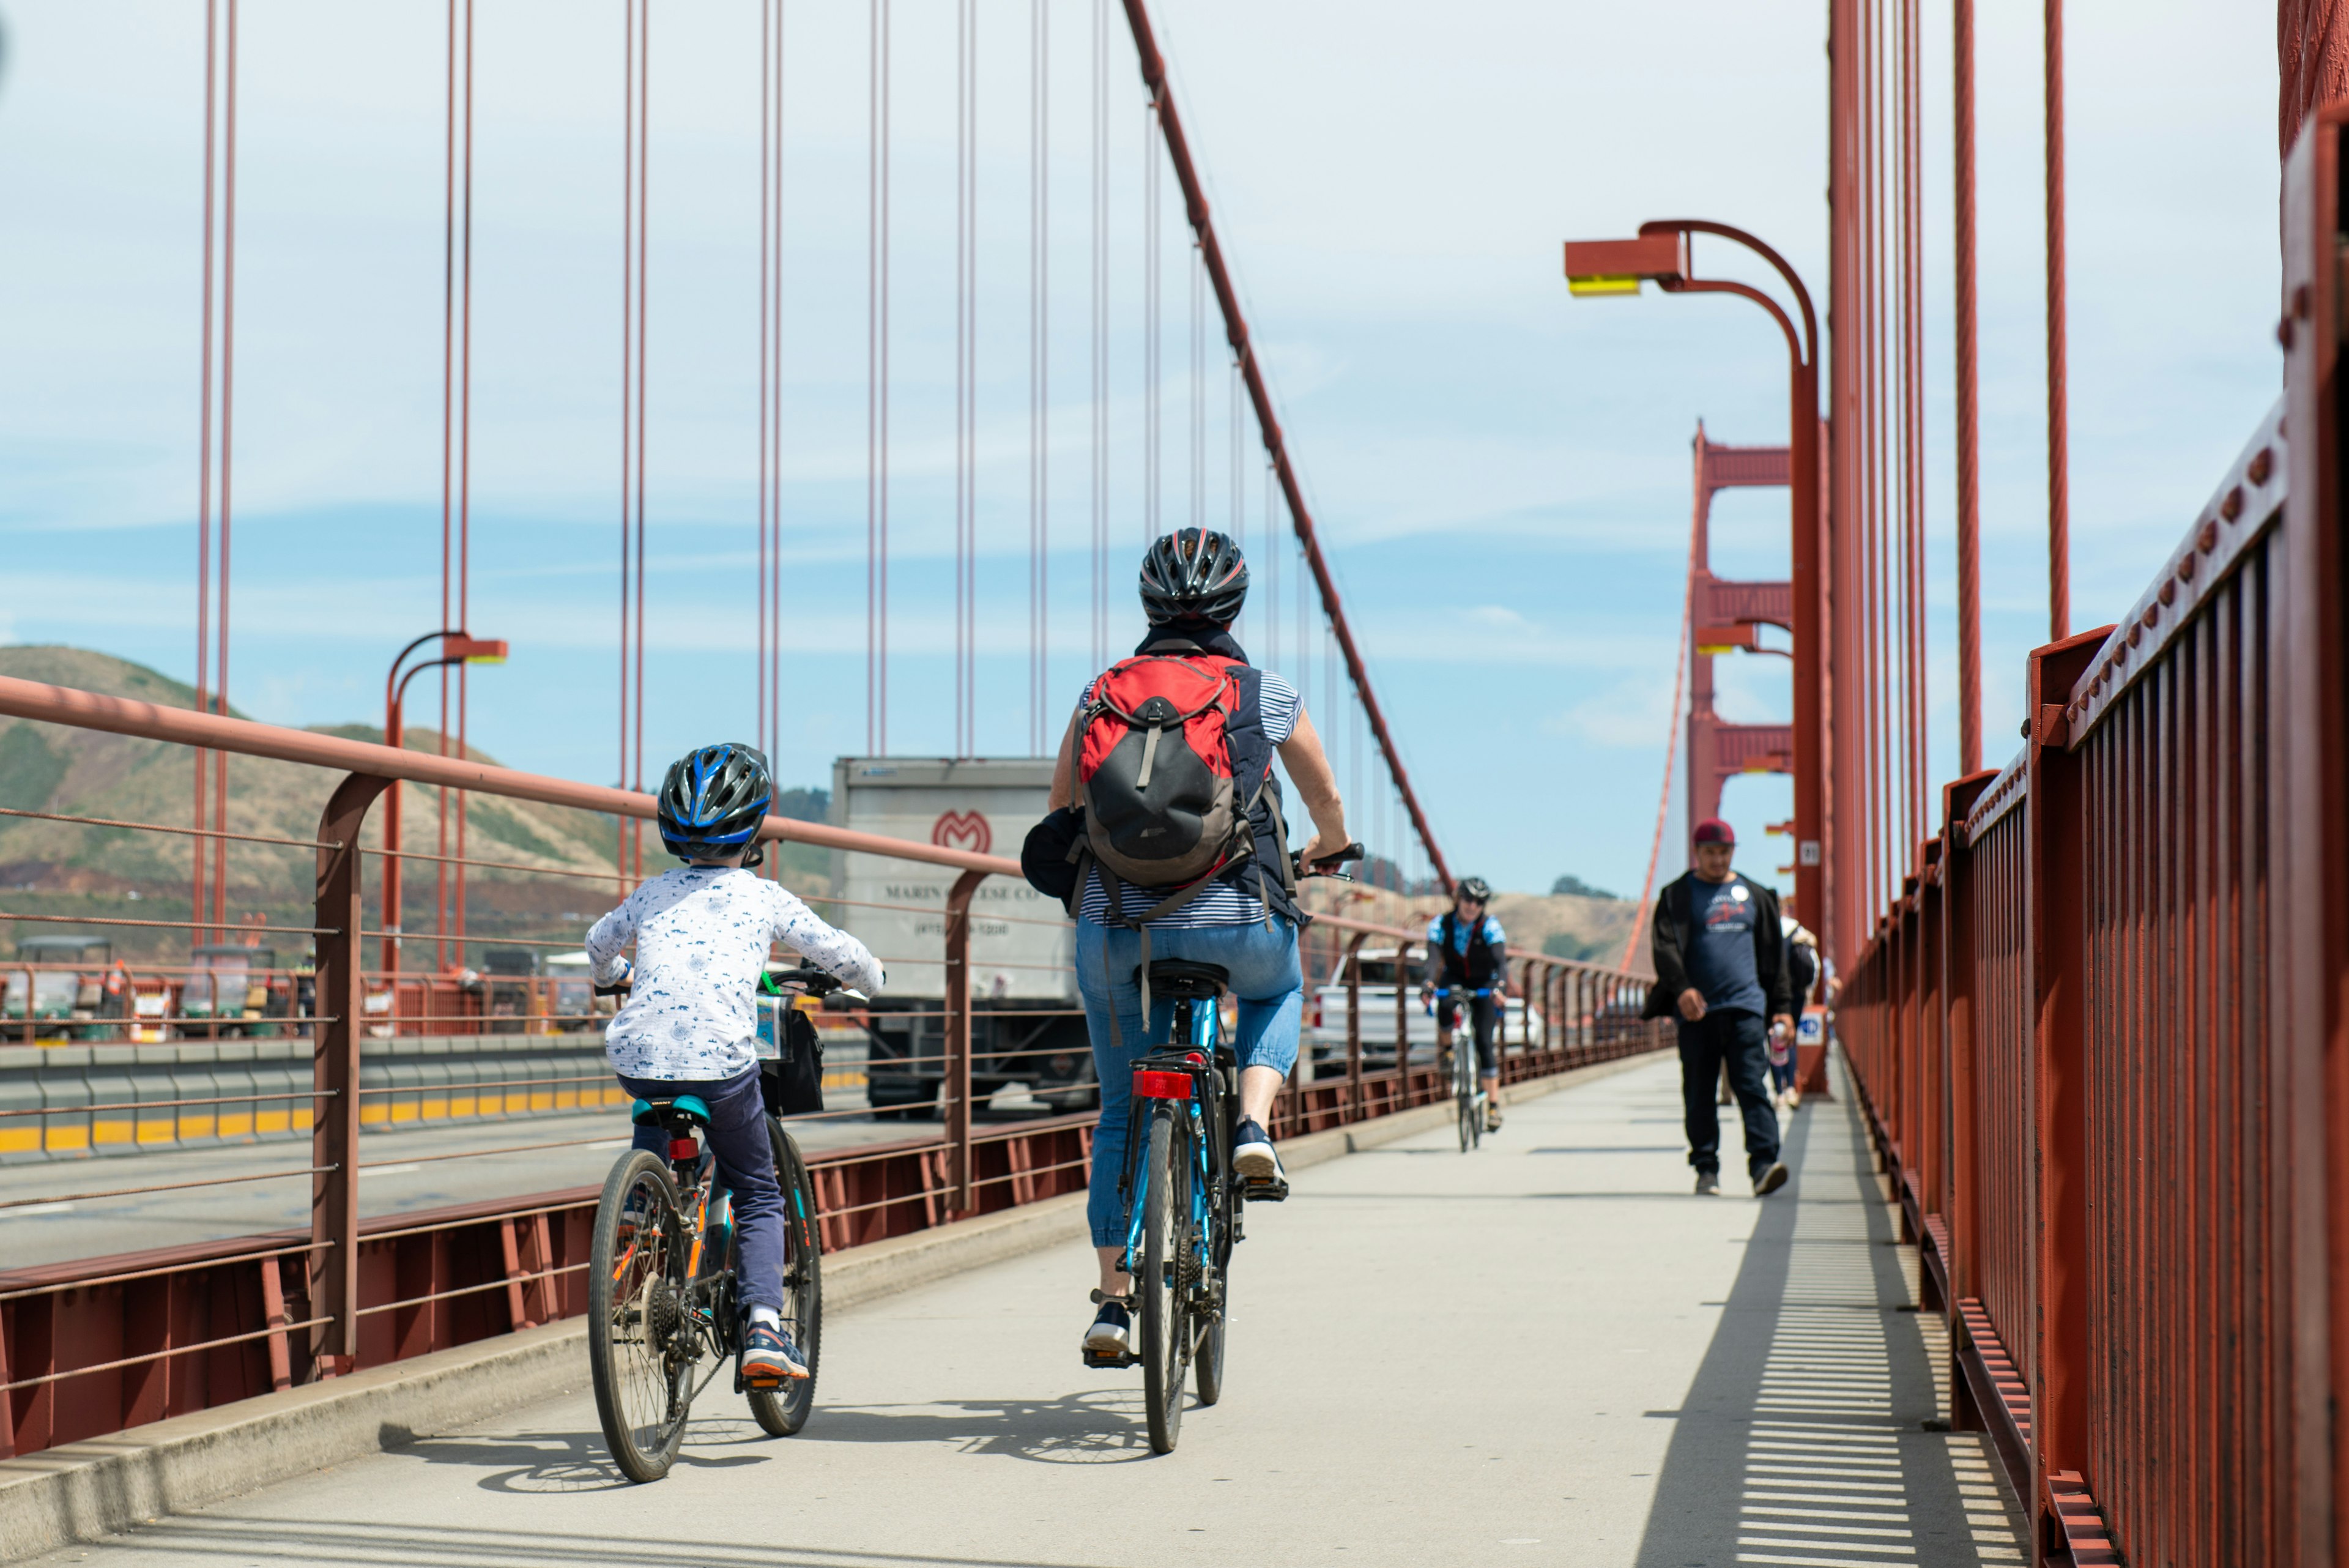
[1088, 844, 1360, 1454]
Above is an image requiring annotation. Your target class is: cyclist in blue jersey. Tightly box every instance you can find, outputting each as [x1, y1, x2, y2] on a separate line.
[1041, 529, 1354, 1359]
[1420, 876, 1508, 1134]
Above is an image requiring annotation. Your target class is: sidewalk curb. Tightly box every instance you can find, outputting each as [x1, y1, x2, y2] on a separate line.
[0, 1046, 1666, 1562]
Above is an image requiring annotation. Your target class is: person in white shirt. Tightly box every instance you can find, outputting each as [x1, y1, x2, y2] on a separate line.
[586, 742, 882, 1387]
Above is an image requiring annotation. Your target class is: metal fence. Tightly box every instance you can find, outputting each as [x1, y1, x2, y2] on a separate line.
[1833, 144, 2349, 1568]
[0, 675, 1664, 1461]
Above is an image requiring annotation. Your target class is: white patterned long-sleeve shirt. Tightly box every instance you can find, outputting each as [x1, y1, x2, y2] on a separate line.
[585, 866, 885, 1081]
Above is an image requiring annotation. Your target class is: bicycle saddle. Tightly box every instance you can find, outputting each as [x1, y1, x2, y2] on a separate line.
[630, 1094, 713, 1130]
[1140, 959, 1228, 1000]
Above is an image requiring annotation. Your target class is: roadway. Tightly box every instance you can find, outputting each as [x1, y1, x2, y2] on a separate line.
[26, 1056, 2030, 1567]
[1, 1071, 1064, 1271]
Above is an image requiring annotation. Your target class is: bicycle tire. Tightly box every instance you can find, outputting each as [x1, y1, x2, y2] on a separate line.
[1137, 1105, 1192, 1454]
[589, 1149, 691, 1484]
[747, 1119, 823, 1436]
[1190, 1269, 1228, 1406]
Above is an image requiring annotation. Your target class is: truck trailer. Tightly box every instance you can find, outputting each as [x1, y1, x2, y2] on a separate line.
[828, 757, 1093, 1118]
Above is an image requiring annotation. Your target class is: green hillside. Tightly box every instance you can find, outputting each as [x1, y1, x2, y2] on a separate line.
[0, 646, 826, 967]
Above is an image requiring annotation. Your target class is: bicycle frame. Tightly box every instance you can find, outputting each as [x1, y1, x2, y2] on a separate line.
[1116, 994, 1224, 1305]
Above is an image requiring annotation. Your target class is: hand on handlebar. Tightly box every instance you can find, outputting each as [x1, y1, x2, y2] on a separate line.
[1293, 839, 1367, 879]
[591, 958, 634, 998]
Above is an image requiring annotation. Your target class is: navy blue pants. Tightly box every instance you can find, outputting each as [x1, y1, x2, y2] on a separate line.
[616, 1066, 785, 1316]
[1675, 1010, 1780, 1181]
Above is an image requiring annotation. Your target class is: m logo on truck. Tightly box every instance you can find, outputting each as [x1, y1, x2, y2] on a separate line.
[930, 810, 991, 855]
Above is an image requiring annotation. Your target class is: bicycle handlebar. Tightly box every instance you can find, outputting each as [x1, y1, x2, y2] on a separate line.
[1293, 841, 1366, 880]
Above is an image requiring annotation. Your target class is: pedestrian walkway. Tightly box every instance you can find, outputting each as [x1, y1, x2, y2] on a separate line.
[24, 1057, 2028, 1568]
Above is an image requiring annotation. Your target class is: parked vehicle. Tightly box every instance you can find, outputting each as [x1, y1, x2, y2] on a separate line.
[180, 944, 289, 1036]
[1304, 945, 1544, 1079]
[544, 950, 604, 1033]
[4, 934, 114, 1039]
[829, 757, 1092, 1118]
[480, 946, 536, 1034]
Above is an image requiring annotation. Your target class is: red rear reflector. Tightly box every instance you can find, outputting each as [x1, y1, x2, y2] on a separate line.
[1133, 1069, 1193, 1100]
[669, 1137, 699, 1159]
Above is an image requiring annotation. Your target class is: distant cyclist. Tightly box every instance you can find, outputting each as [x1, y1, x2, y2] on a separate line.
[1419, 876, 1507, 1133]
[1037, 528, 1353, 1359]
[584, 743, 885, 1387]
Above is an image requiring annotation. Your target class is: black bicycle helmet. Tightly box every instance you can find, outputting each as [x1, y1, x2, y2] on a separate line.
[1139, 527, 1250, 626]
[656, 742, 773, 866]
[1456, 876, 1492, 903]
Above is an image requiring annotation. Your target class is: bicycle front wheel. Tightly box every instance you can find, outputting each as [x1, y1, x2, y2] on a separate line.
[747, 1119, 823, 1436]
[589, 1150, 691, 1483]
[1137, 1104, 1193, 1454]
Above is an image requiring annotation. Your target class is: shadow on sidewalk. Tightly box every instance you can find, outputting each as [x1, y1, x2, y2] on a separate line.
[1630, 1087, 2019, 1568]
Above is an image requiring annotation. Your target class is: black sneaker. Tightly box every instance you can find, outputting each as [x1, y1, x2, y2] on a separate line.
[1233, 1119, 1284, 1184]
[1753, 1162, 1791, 1197]
[1694, 1171, 1722, 1196]
[1082, 1296, 1132, 1354]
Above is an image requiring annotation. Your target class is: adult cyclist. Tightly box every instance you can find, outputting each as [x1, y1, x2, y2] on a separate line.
[584, 743, 885, 1388]
[1420, 876, 1508, 1134]
[1041, 528, 1353, 1361]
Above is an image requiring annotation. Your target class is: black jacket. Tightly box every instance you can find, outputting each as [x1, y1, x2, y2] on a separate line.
[1641, 871, 1794, 1022]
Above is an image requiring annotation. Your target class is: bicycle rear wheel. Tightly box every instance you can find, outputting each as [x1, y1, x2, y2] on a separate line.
[747, 1119, 823, 1436]
[1137, 1104, 1193, 1454]
[589, 1150, 691, 1483]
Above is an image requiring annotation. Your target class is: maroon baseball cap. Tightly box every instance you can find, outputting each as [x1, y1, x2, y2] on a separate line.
[1693, 817, 1736, 846]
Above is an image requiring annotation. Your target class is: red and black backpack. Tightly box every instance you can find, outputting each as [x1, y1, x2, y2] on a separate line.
[1076, 652, 1250, 888]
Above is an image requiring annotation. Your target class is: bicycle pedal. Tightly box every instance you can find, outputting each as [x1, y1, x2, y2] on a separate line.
[1241, 1176, 1290, 1203]
[1082, 1347, 1140, 1370]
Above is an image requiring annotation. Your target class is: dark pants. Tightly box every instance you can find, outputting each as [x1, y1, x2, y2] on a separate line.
[1676, 1010, 1779, 1180]
[617, 1067, 785, 1316]
[1444, 993, 1501, 1077]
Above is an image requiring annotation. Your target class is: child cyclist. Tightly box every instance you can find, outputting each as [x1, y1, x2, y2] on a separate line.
[585, 742, 885, 1386]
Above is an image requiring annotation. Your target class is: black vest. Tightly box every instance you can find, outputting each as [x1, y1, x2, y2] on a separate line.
[1434, 911, 1503, 987]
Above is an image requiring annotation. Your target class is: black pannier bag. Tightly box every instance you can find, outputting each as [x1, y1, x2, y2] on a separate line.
[759, 996, 826, 1118]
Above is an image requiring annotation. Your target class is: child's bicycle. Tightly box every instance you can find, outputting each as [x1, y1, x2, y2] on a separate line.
[1086, 842, 1362, 1455]
[585, 967, 834, 1483]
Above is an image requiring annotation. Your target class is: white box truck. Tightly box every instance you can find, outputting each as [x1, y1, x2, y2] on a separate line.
[827, 757, 1094, 1118]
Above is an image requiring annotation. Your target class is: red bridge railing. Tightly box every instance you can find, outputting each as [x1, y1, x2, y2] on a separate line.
[1834, 109, 2349, 1568]
[0, 678, 1663, 1462]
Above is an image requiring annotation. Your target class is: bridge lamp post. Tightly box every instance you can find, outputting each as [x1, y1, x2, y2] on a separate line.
[382, 632, 509, 975]
[1562, 221, 1828, 947]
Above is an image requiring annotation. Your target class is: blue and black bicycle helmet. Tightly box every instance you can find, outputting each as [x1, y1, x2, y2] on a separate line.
[1139, 527, 1249, 626]
[656, 742, 773, 866]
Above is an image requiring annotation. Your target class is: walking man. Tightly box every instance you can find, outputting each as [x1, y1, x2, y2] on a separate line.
[1641, 818, 1794, 1197]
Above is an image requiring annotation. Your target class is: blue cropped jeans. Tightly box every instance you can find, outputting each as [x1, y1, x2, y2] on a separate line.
[1075, 916, 1302, 1247]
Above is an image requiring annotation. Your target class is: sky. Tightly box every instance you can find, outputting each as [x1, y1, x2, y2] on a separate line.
[0, 0, 2283, 904]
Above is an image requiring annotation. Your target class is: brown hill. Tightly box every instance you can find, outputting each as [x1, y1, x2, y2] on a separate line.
[1295, 880, 1648, 977]
[0, 646, 823, 965]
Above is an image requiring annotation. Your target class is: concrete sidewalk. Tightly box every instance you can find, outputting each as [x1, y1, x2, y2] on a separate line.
[26, 1057, 2027, 1568]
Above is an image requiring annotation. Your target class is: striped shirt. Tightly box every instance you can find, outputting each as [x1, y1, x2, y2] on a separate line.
[1076, 669, 1302, 929]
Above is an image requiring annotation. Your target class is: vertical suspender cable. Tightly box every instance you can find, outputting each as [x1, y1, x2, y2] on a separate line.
[771, 0, 784, 790]
[1951, 0, 1983, 776]
[192, 0, 219, 947]
[1089, 0, 1107, 672]
[1189, 248, 1203, 533]
[1902, 0, 1924, 847]
[759, 0, 771, 763]
[209, 0, 240, 944]
[1143, 100, 1158, 544]
[455, 0, 476, 956]
[955, 0, 970, 758]
[618, 0, 636, 894]
[866, 0, 889, 754]
[2043, 0, 2069, 641]
[1038, 0, 1057, 752]
[632, 0, 650, 874]
[440, 0, 458, 965]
